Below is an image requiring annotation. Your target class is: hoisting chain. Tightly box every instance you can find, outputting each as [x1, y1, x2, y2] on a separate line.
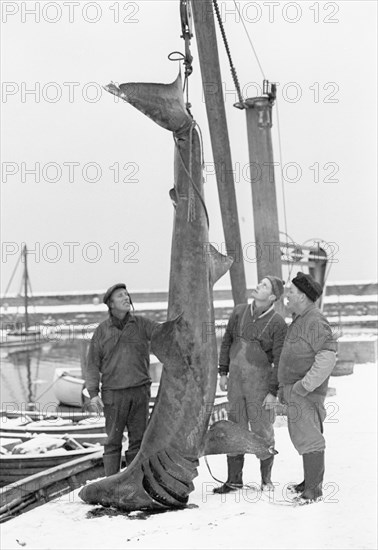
[212, 0, 244, 109]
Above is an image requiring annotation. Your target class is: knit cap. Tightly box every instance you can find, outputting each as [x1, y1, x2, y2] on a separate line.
[266, 275, 285, 300]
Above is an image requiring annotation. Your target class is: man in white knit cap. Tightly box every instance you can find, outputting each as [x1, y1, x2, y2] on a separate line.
[213, 276, 287, 494]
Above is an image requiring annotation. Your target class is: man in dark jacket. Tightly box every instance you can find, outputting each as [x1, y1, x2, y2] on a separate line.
[86, 283, 159, 476]
[278, 272, 337, 505]
[213, 275, 287, 494]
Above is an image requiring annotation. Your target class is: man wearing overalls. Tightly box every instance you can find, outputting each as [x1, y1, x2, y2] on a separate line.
[213, 276, 287, 494]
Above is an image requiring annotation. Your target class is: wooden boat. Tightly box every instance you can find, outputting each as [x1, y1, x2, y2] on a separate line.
[0, 410, 106, 436]
[53, 367, 86, 407]
[0, 431, 108, 446]
[53, 355, 163, 407]
[0, 450, 104, 523]
[0, 434, 103, 488]
[1, 407, 100, 422]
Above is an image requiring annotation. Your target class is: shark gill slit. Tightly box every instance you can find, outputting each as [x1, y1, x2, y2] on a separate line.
[141, 461, 188, 507]
[149, 454, 194, 499]
[162, 449, 199, 483]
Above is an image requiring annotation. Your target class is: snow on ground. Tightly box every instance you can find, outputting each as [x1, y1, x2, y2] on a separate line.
[2, 363, 377, 550]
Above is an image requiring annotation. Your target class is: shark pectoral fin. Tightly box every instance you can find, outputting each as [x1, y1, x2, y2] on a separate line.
[200, 420, 278, 461]
[208, 245, 234, 284]
[151, 313, 190, 365]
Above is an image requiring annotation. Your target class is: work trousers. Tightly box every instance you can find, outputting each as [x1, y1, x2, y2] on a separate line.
[282, 384, 326, 455]
[102, 385, 150, 458]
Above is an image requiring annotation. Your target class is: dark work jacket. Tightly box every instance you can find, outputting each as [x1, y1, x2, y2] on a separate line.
[278, 304, 337, 395]
[218, 302, 288, 396]
[86, 313, 159, 398]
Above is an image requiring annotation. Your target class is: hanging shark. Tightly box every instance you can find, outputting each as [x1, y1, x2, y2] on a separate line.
[79, 74, 277, 512]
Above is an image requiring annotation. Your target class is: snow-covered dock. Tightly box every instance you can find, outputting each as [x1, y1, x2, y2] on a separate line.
[1, 363, 376, 550]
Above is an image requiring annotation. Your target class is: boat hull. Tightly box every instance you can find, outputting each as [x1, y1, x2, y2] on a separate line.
[0, 447, 101, 487]
[0, 450, 104, 522]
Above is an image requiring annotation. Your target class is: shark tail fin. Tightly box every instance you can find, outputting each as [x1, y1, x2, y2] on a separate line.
[104, 72, 193, 135]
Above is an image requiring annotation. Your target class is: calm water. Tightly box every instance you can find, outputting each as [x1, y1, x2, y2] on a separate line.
[0, 338, 91, 412]
[0, 337, 168, 413]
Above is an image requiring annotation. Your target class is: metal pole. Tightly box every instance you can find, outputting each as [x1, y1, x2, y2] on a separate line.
[244, 97, 282, 280]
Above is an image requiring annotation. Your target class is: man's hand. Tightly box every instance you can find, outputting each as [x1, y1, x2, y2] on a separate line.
[292, 380, 309, 397]
[219, 375, 228, 392]
[262, 393, 277, 410]
[90, 395, 104, 413]
[277, 387, 285, 404]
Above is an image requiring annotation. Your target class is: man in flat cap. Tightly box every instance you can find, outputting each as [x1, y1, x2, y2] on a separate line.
[213, 275, 287, 494]
[278, 272, 337, 505]
[85, 283, 159, 476]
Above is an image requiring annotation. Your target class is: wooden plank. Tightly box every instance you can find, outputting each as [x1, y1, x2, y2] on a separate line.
[0, 422, 105, 436]
[0, 408, 101, 421]
[0, 431, 107, 444]
[0, 450, 103, 505]
[0, 459, 104, 522]
[191, 0, 247, 305]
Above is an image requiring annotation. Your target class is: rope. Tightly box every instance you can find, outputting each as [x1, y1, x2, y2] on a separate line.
[33, 374, 61, 402]
[2, 253, 22, 298]
[204, 455, 227, 484]
[204, 456, 270, 493]
[231, 0, 266, 81]
[187, 123, 196, 221]
[212, 0, 244, 105]
[173, 123, 210, 228]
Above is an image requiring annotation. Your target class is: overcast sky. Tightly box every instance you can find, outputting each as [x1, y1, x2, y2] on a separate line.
[1, 0, 377, 294]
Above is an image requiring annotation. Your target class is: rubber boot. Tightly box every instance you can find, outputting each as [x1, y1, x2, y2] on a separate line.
[287, 455, 305, 493]
[213, 455, 244, 494]
[260, 455, 274, 490]
[287, 479, 305, 494]
[295, 451, 324, 504]
[103, 453, 121, 476]
[125, 449, 138, 467]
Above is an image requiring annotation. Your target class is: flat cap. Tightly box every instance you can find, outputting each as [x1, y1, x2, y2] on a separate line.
[103, 283, 126, 305]
[292, 272, 323, 302]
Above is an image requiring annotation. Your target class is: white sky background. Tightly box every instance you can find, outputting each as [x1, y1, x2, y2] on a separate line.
[1, 0, 377, 293]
